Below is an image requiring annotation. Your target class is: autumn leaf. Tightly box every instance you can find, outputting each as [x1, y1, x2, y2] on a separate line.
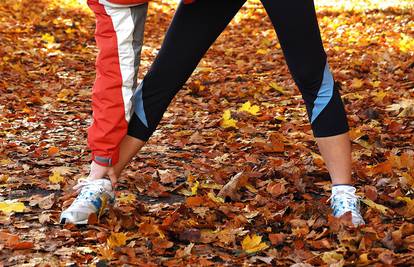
[322, 251, 344, 265]
[117, 193, 136, 204]
[268, 233, 286, 246]
[107, 232, 128, 248]
[191, 180, 199, 196]
[49, 170, 64, 183]
[238, 101, 260, 115]
[47, 146, 59, 157]
[217, 172, 246, 201]
[41, 33, 55, 44]
[241, 234, 269, 254]
[386, 99, 414, 117]
[221, 109, 238, 128]
[396, 197, 414, 217]
[207, 192, 225, 203]
[397, 33, 414, 53]
[351, 78, 364, 89]
[57, 89, 75, 102]
[269, 82, 285, 94]
[0, 232, 33, 250]
[97, 245, 114, 261]
[362, 198, 390, 214]
[0, 201, 26, 214]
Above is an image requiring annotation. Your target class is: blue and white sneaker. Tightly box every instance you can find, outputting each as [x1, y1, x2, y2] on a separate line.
[330, 185, 365, 226]
[60, 178, 115, 225]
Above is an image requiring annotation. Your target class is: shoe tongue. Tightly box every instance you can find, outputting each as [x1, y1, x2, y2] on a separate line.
[89, 178, 112, 191]
[332, 185, 356, 195]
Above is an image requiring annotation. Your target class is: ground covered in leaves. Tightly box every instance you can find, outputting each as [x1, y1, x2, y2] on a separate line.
[0, 0, 413, 266]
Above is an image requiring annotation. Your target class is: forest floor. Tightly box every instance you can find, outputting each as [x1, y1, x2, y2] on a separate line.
[0, 0, 413, 266]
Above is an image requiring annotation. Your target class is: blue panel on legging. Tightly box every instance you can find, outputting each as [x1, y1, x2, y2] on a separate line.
[134, 82, 148, 127]
[311, 63, 334, 123]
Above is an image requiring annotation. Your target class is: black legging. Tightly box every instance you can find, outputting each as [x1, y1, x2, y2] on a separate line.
[128, 0, 349, 141]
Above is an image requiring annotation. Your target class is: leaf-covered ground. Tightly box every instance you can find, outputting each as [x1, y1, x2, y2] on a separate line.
[0, 0, 413, 265]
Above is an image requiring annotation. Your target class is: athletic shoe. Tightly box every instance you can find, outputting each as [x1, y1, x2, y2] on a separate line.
[330, 185, 365, 226]
[60, 178, 114, 225]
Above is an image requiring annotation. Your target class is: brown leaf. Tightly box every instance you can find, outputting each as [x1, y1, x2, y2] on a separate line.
[217, 172, 247, 201]
[179, 229, 201, 243]
[364, 185, 377, 201]
[266, 180, 287, 197]
[268, 233, 286, 246]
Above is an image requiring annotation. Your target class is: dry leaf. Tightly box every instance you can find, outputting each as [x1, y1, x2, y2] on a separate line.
[241, 234, 269, 254]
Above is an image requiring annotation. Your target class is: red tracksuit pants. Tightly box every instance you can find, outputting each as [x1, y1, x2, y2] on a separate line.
[86, 0, 148, 166]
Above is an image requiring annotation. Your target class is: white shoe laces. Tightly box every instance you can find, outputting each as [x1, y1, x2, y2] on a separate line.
[72, 179, 108, 204]
[328, 190, 362, 217]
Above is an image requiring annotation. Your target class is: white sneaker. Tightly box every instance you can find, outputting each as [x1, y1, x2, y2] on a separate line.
[330, 185, 365, 226]
[60, 178, 115, 225]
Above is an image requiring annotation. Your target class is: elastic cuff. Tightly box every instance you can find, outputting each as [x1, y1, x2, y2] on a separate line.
[92, 149, 119, 167]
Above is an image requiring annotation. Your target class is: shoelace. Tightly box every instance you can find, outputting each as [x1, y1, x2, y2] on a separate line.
[72, 179, 105, 204]
[328, 191, 361, 214]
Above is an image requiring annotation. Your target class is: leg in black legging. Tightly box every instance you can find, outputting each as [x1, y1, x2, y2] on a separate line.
[128, 0, 246, 140]
[260, 0, 349, 137]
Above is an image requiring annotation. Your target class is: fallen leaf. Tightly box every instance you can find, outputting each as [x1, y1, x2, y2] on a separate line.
[217, 172, 247, 201]
[0, 201, 26, 214]
[107, 232, 127, 248]
[221, 109, 238, 129]
[47, 146, 59, 156]
[238, 101, 260, 115]
[241, 234, 269, 254]
[49, 171, 64, 183]
[362, 198, 390, 214]
[322, 251, 344, 266]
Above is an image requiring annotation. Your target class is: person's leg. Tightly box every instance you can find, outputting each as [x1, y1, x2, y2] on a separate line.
[128, 0, 246, 141]
[260, 0, 351, 184]
[60, 1, 148, 224]
[111, 0, 247, 177]
[85, 1, 148, 183]
[261, 0, 363, 225]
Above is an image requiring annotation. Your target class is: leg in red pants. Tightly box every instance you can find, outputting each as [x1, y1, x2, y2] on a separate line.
[87, 0, 147, 167]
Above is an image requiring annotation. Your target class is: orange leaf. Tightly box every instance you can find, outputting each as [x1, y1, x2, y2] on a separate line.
[47, 146, 59, 156]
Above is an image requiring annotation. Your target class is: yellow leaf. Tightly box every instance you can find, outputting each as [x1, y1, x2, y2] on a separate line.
[41, 33, 55, 44]
[207, 192, 225, 203]
[0, 158, 11, 165]
[221, 109, 238, 129]
[359, 253, 370, 264]
[256, 49, 268, 55]
[97, 244, 114, 261]
[398, 34, 414, 53]
[57, 89, 75, 102]
[370, 80, 381, 88]
[269, 82, 285, 94]
[238, 101, 260, 116]
[372, 90, 387, 102]
[362, 198, 389, 214]
[117, 193, 136, 204]
[351, 78, 364, 89]
[191, 181, 199, 196]
[245, 183, 258, 193]
[0, 201, 26, 214]
[107, 232, 127, 248]
[241, 234, 269, 254]
[49, 171, 64, 183]
[322, 251, 344, 265]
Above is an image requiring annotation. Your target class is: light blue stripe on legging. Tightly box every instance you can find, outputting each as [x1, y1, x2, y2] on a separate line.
[311, 63, 334, 123]
[134, 82, 148, 127]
